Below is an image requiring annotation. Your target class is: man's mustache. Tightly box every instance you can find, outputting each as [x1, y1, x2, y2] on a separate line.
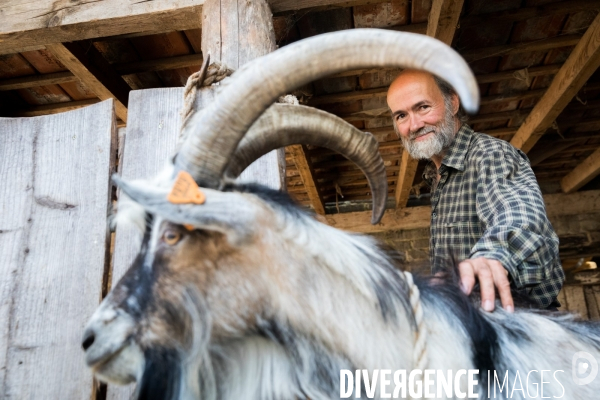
[409, 125, 437, 140]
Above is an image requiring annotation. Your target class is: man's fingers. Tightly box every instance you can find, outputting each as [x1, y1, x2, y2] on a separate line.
[458, 261, 475, 295]
[489, 261, 514, 313]
[475, 263, 496, 312]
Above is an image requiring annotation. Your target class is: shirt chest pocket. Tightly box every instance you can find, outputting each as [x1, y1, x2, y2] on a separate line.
[443, 219, 484, 241]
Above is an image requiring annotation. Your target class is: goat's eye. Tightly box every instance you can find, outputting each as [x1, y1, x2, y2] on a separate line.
[163, 230, 181, 245]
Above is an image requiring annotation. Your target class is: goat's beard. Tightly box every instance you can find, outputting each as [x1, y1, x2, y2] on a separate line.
[399, 99, 457, 160]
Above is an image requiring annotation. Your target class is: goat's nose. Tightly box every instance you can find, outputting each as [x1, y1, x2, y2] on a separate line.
[82, 331, 95, 351]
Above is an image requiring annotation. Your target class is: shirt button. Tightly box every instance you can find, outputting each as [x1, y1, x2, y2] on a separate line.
[432, 212, 437, 219]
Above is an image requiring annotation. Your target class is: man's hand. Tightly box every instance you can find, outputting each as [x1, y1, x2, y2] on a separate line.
[458, 257, 514, 313]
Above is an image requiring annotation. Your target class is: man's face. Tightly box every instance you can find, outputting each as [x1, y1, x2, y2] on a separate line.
[386, 71, 458, 160]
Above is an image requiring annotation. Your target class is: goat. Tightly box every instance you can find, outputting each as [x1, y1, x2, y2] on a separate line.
[82, 29, 600, 399]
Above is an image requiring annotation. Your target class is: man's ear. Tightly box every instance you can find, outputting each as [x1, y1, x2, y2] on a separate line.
[451, 93, 460, 116]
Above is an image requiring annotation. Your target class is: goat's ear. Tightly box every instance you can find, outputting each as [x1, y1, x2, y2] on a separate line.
[113, 175, 260, 245]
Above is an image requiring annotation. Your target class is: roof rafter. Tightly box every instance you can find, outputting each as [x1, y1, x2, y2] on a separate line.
[46, 41, 132, 122]
[510, 13, 600, 153]
[288, 145, 326, 215]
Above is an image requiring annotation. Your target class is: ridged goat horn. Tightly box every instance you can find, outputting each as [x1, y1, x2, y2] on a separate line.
[224, 103, 387, 223]
[176, 28, 479, 190]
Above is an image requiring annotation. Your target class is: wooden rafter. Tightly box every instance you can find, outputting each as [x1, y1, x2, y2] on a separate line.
[0, 0, 205, 55]
[510, 13, 600, 153]
[288, 145, 325, 215]
[462, 34, 581, 63]
[0, 0, 396, 56]
[0, 54, 204, 92]
[326, 190, 600, 233]
[46, 42, 131, 122]
[561, 148, 600, 193]
[425, 0, 464, 45]
[392, 0, 464, 209]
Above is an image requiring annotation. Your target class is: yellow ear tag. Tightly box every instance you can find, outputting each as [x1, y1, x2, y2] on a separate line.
[167, 171, 206, 205]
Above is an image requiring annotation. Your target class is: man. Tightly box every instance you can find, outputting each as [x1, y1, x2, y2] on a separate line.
[386, 69, 564, 311]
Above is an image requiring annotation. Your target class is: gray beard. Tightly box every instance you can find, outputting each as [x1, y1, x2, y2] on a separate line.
[401, 103, 456, 160]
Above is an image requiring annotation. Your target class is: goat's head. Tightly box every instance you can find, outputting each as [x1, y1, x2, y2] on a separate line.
[82, 29, 479, 398]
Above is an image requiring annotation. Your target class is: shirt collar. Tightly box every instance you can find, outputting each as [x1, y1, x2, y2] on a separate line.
[422, 124, 474, 186]
[440, 124, 474, 172]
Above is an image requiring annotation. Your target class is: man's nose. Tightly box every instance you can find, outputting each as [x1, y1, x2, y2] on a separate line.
[409, 114, 425, 133]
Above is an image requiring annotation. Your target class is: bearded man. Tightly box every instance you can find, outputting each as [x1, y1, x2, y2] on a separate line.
[386, 69, 564, 311]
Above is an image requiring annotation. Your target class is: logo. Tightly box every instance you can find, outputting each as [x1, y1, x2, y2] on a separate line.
[572, 351, 598, 386]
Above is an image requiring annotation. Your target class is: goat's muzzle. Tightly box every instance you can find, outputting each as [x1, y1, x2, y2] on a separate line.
[82, 301, 144, 385]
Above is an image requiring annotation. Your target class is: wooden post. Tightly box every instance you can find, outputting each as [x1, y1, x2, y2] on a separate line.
[201, 0, 285, 190]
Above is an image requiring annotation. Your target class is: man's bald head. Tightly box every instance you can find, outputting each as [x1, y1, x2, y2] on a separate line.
[386, 69, 461, 164]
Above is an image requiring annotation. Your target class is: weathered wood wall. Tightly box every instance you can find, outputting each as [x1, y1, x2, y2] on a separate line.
[0, 100, 116, 398]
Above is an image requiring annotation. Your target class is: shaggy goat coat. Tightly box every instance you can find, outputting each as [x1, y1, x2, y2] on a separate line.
[83, 180, 600, 400]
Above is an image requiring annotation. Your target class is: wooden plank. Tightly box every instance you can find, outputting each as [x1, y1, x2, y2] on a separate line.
[115, 53, 204, 75]
[288, 145, 325, 214]
[311, 85, 545, 107]
[326, 205, 432, 233]
[107, 88, 184, 400]
[426, 0, 464, 45]
[46, 41, 131, 122]
[328, 189, 600, 232]
[584, 286, 600, 320]
[569, 270, 600, 286]
[462, 34, 582, 63]
[561, 147, 600, 193]
[0, 54, 204, 92]
[0, 71, 76, 91]
[394, 150, 419, 208]
[564, 285, 589, 319]
[0, 100, 115, 398]
[0, 0, 205, 55]
[556, 288, 567, 311]
[476, 64, 562, 84]
[202, 0, 284, 192]
[510, 13, 600, 153]
[460, 0, 600, 27]
[269, 0, 390, 14]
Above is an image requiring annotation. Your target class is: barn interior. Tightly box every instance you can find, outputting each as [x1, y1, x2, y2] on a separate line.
[2, 0, 600, 316]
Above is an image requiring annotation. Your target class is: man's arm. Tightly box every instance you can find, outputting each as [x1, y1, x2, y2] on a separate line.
[459, 142, 562, 311]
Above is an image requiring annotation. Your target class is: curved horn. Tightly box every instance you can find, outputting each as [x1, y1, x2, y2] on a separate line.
[224, 103, 387, 224]
[176, 29, 479, 189]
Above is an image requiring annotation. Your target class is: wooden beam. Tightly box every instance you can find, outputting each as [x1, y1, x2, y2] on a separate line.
[561, 147, 600, 193]
[288, 145, 325, 214]
[0, 0, 400, 55]
[0, 0, 205, 55]
[462, 34, 581, 63]
[0, 54, 204, 91]
[114, 54, 204, 75]
[460, 0, 600, 27]
[394, 151, 420, 208]
[426, 0, 464, 45]
[311, 85, 545, 107]
[327, 190, 600, 233]
[510, 14, 600, 153]
[476, 64, 562, 84]
[46, 41, 131, 122]
[0, 71, 76, 91]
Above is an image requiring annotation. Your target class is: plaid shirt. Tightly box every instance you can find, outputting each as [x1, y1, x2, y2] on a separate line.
[424, 125, 564, 307]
